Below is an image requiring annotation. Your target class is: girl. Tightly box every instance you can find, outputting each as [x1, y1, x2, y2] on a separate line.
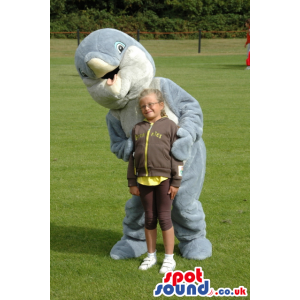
[127, 89, 183, 274]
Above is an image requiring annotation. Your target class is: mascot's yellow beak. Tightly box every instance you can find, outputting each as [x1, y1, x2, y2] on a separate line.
[87, 58, 117, 79]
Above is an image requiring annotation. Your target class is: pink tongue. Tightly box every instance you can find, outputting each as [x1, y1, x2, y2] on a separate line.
[107, 74, 117, 86]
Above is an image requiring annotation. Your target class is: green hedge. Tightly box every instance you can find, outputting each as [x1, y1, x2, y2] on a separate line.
[50, 9, 249, 39]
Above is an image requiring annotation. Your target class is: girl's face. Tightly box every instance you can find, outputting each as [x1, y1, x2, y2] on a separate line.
[139, 93, 164, 123]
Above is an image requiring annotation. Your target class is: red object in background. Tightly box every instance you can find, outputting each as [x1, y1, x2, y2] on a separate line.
[246, 51, 250, 66]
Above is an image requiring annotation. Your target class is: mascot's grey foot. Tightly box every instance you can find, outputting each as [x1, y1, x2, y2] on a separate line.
[178, 237, 212, 260]
[110, 235, 147, 260]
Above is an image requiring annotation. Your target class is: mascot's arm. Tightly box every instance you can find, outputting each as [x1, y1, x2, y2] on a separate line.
[106, 111, 133, 162]
[160, 78, 203, 161]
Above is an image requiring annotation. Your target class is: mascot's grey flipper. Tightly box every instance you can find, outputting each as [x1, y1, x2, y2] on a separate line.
[106, 112, 133, 161]
[75, 28, 212, 260]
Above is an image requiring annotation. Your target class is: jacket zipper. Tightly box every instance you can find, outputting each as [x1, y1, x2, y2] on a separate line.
[145, 123, 153, 176]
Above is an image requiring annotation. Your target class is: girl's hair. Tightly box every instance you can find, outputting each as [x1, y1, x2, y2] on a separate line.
[138, 88, 167, 117]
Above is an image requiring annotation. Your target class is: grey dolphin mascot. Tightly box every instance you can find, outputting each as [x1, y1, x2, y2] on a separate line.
[75, 28, 212, 260]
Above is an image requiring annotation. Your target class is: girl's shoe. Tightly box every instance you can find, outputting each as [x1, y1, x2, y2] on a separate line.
[138, 256, 157, 270]
[159, 258, 176, 274]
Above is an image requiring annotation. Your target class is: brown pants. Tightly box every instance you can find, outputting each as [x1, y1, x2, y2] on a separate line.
[139, 179, 173, 231]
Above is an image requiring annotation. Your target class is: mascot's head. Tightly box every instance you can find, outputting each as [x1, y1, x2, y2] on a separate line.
[75, 28, 156, 109]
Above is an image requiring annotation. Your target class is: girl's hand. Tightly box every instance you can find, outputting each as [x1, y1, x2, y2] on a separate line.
[168, 186, 179, 200]
[129, 186, 140, 196]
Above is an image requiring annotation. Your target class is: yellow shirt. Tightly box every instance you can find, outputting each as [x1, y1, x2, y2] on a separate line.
[137, 176, 168, 186]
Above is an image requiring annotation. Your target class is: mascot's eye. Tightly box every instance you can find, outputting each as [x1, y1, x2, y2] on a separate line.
[79, 68, 88, 78]
[115, 42, 126, 54]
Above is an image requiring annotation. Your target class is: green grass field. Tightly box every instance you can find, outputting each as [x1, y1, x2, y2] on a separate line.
[51, 38, 250, 299]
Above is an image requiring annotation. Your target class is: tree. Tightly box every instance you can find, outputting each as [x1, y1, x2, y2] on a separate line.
[50, 0, 66, 16]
